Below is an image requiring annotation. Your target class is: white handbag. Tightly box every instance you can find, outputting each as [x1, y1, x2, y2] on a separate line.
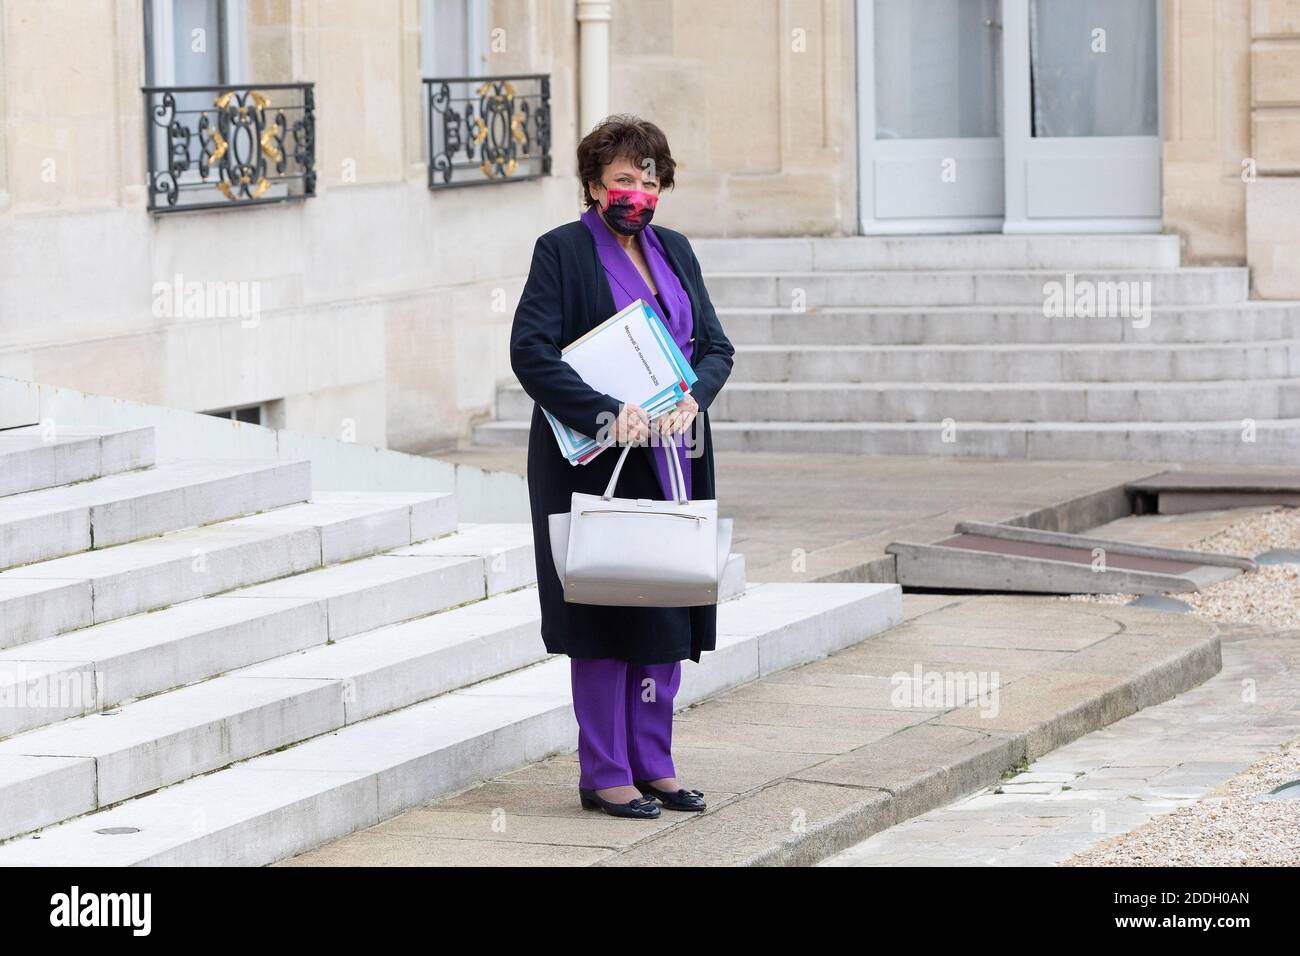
[548, 432, 733, 607]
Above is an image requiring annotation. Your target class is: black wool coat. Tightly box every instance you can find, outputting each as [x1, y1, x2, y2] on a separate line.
[509, 218, 735, 664]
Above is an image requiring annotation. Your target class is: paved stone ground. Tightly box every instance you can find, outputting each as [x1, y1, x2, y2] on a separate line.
[307, 451, 1291, 866]
[824, 507, 1300, 867]
[436, 447, 1165, 582]
[277, 592, 1219, 867]
[822, 623, 1300, 866]
[1066, 725, 1300, 866]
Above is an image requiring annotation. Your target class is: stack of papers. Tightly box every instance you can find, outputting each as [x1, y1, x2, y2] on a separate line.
[543, 298, 698, 465]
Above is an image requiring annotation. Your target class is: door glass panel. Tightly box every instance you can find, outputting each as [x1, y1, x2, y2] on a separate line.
[1029, 0, 1158, 137]
[173, 0, 225, 86]
[873, 0, 1001, 140]
[430, 0, 471, 76]
[168, 0, 227, 183]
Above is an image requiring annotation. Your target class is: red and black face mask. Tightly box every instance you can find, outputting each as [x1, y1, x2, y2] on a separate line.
[599, 187, 658, 236]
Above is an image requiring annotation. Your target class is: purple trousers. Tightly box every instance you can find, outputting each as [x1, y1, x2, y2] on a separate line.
[570, 657, 682, 789]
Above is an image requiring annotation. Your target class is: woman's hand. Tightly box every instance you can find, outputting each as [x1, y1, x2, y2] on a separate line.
[654, 393, 699, 438]
[613, 402, 651, 443]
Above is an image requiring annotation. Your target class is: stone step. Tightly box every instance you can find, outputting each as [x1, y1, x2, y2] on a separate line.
[692, 234, 1183, 272]
[495, 378, 1300, 424]
[0, 523, 538, 740]
[725, 340, 1300, 384]
[0, 585, 545, 840]
[0, 426, 154, 497]
[696, 419, 1300, 464]
[709, 379, 1300, 423]
[715, 303, 1300, 346]
[0, 551, 735, 842]
[474, 418, 1300, 465]
[0, 458, 312, 571]
[705, 268, 1249, 309]
[0, 581, 901, 865]
[0, 491, 458, 651]
[0, 521, 740, 767]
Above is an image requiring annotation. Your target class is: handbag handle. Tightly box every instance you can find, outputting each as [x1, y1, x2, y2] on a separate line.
[601, 428, 689, 505]
[665, 431, 688, 504]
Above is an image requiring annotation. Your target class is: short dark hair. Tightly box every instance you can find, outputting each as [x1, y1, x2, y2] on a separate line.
[576, 114, 676, 209]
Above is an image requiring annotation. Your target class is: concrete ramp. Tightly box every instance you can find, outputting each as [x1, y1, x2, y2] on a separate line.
[886, 520, 1254, 595]
[1127, 471, 1300, 514]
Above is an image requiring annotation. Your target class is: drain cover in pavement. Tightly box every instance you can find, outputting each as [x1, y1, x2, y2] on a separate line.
[1127, 594, 1193, 613]
[1255, 549, 1300, 566]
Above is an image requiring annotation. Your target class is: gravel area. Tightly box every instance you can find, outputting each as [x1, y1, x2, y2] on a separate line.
[1062, 506, 1300, 866]
[1063, 738, 1300, 867]
[1192, 505, 1300, 556]
[1063, 506, 1300, 630]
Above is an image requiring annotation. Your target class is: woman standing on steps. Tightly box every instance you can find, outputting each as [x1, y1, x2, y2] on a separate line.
[509, 115, 735, 819]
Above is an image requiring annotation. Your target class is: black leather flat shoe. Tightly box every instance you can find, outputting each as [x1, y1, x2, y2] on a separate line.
[578, 787, 661, 819]
[634, 780, 707, 812]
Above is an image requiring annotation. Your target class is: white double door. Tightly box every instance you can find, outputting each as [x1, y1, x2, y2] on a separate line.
[856, 0, 1162, 234]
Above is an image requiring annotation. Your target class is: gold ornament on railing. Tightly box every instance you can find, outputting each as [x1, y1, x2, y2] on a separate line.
[208, 128, 228, 164]
[206, 90, 279, 201]
[260, 129, 282, 164]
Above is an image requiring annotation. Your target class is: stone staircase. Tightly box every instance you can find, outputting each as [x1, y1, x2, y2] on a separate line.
[0, 423, 900, 865]
[474, 234, 1300, 464]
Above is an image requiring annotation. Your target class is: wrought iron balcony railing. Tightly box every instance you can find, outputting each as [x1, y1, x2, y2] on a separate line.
[423, 74, 551, 190]
[143, 82, 316, 214]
